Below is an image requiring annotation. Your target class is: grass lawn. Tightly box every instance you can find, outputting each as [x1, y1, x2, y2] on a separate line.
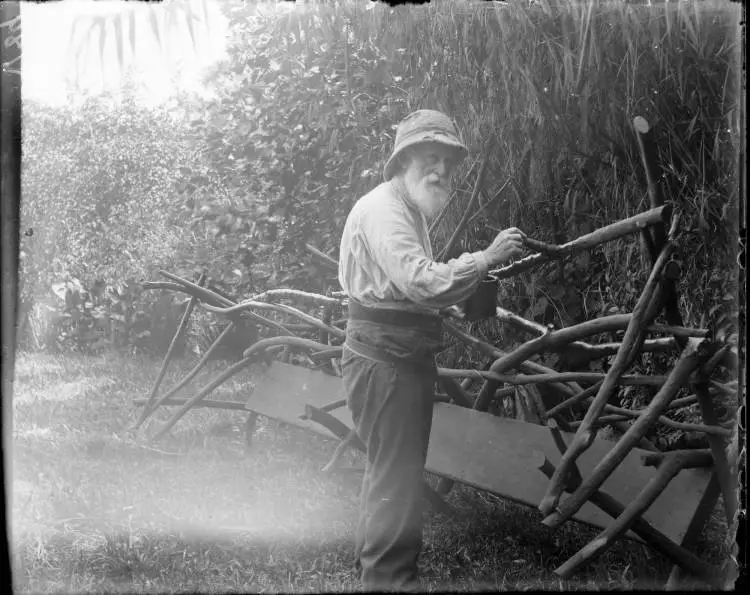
[9, 351, 736, 592]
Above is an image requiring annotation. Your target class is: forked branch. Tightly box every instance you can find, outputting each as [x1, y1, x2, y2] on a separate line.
[490, 205, 672, 279]
[542, 337, 707, 529]
[539, 222, 680, 516]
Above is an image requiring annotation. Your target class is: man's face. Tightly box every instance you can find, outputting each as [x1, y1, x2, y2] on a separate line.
[400, 143, 460, 220]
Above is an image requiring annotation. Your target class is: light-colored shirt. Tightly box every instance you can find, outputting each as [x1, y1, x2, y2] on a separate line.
[338, 181, 489, 316]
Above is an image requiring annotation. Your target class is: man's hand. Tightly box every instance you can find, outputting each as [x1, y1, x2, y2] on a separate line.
[483, 227, 526, 267]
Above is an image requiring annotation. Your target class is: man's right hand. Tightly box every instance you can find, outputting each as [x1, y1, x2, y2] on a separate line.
[483, 227, 526, 267]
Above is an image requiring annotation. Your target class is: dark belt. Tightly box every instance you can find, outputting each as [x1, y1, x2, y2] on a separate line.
[344, 337, 436, 372]
[347, 300, 442, 335]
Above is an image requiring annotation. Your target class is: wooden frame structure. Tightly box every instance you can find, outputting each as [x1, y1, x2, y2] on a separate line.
[133, 117, 739, 589]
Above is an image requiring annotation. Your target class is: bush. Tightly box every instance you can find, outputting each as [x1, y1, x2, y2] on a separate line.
[194, 0, 741, 332]
[20, 92, 216, 354]
[188, 0, 741, 445]
[21, 0, 742, 423]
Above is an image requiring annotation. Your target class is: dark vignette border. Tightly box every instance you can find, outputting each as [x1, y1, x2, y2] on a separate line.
[0, 0, 22, 587]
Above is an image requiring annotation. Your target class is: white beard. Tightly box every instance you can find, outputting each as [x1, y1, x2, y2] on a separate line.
[406, 176, 450, 221]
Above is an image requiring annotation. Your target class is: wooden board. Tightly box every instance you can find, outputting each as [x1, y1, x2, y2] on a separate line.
[246, 362, 712, 545]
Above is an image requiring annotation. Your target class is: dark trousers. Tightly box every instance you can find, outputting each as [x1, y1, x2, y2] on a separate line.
[342, 338, 437, 592]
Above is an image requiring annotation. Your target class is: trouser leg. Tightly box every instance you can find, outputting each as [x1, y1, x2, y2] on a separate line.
[354, 464, 369, 568]
[344, 351, 435, 591]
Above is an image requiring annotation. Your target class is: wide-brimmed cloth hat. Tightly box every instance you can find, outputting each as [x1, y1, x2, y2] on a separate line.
[383, 109, 468, 182]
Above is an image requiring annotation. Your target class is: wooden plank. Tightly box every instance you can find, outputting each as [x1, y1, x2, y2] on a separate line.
[246, 363, 712, 545]
[665, 473, 722, 590]
[245, 363, 349, 440]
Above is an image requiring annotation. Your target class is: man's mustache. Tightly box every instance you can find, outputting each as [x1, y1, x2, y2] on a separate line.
[424, 175, 448, 191]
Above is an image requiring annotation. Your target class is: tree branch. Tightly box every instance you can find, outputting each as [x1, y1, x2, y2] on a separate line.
[202, 300, 345, 339]
[542, 337, 707, 529]
[489, 205, 672, 279]
[553, 451, 717, 584]
[438, 139, 495, 262]
[538, 230, 679, 516]
[535, 452, 720, 587]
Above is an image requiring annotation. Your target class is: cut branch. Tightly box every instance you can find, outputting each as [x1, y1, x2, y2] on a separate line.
[429, 160, 481, 236]
[681, 343, 739, 525]
[535, 452, 720, 587]
[633, 117, 667, 249]
[517, 385, 543, 424]
[599, 403, 731, 437]
[545, 382, 603, 418]
[484, 312, 703, 379]
[609, 421, 661, 452]
[490, 205, 672, 279]
[538, 232, 678, 516]
[665, 475, 722, 589]
[647, 323, 706, 338]
[242, 336, 337, 360]
[322, 429, 360, 473]
[154, 273, 235, 306]
[139, 323, 237, 422]
[134, 397, 247, 411]
[308, 347, 344, 362]
[299, 398, 347, 420]
[542, 337, 707, 529]
[202, 300, 345, 339]
[438, 376, 474, 408]
[554, 451, 716, 583]
[494, 307, 678, 360]
[305, 244, 339, 272]
[695, 380, 738, 525]
[553, 387, 730, 437]
[438, 139, 494, 262]
[442, 321, 581, 398]
[151, 355, 259, 442]
[437, 368, 682, 389]
[561, 338, 677, 362]
[569, 414, 630, 428]
[527, 384, 549, 421]
[640, 450, 714, 469]
[467, 177, 512, 225]
[522, 236, 564, 256]
[438, 318, 584, 495]
[633, 116, 685, 341]
[547, 420, 589, 486]
[151, 273, 295, 336]
[249, 287, 343, 306]
[135, 272, 206, 428]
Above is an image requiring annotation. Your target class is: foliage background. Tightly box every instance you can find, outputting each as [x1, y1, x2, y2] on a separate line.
[21, 0, 743, 384]
[13, 4, 742, 590]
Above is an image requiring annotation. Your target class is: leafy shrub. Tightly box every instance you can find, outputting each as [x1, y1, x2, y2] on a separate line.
[20, 0, 742, 443]
[20, 93, 212, 353]
[187, 0, 741, 446]
[193, 0, 741, 334]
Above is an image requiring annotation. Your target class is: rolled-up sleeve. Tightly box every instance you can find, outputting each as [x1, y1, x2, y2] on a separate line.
[361, 202, 488, 310]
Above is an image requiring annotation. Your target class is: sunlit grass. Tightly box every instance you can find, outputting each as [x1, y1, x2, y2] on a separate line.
[11, 351, 735, 592]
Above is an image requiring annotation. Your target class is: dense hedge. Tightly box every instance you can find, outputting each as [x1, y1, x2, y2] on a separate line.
[20, 0, 742, 374]
[196, 0, 741, 330]
[21, 94, 214, 354]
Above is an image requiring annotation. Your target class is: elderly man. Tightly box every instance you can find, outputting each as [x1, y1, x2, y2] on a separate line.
[338, 110, 525, 591]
